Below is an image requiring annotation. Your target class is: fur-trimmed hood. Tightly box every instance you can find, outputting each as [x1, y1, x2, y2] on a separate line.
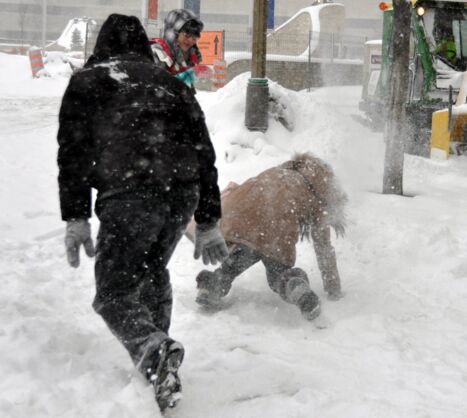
[162, 9, 203, 48]
[282, 153, 348, 238]
[216, 152, 347, 266]
[85, 14, 154, 66]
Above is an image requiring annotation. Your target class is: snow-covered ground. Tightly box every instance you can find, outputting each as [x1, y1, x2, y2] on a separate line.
[1, 52, 467, 418]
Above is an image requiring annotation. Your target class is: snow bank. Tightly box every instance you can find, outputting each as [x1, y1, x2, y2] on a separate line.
[1, 53, 467, 418]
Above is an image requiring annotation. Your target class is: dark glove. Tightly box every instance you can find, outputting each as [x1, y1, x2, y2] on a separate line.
[194, 223, 229, 265]
[65, 219, 95, 268]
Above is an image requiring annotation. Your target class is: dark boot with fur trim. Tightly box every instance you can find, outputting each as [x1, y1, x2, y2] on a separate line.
[280, 268, 321, 321]
[195, 270, 230, 308]
[297, 291, 321, 321]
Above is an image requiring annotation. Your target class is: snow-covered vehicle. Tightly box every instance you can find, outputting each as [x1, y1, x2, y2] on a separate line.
[225, 2, 363, 91]
[360, 0, 467, 157]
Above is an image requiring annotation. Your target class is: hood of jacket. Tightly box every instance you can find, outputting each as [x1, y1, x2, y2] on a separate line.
[85, 14, 154, 67]
[163, 9, 203, 46]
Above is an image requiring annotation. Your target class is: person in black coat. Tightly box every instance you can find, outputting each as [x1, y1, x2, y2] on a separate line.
[57, 14, 228, 412]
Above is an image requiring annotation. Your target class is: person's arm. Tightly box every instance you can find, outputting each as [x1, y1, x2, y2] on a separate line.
[57, 74, 93, 221]
[181, 88, 221, 225]
[57, 73, 96, 268]
[152, 44, 171, 71]
[180, 87, 228, 265]
[310, 225, 342, 300]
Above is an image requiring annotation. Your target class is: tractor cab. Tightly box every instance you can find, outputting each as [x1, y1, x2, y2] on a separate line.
[423, 2, 467, 72]
[360, 0, 467, 157]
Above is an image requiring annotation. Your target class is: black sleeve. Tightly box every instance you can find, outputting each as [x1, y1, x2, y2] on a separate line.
[57, 74, 93, 221]
[181, 88, 221, 225]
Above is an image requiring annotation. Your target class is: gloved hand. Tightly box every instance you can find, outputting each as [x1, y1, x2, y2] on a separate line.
[194, 223, 229, 265]
[65, 219, 95, 268]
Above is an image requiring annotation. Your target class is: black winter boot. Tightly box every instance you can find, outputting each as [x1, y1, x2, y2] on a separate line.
[146, 340, 184, 411]
[195, 270, 227, 308]
[297, 291, 321, 321]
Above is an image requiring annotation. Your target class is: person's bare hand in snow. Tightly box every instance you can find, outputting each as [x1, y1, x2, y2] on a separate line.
[194, 223, 229, 265]
[65, 219, 95, 268]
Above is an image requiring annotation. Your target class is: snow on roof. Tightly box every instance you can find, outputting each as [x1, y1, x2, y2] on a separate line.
[272, 3, 345, 35]
[269, 3, 345, 58]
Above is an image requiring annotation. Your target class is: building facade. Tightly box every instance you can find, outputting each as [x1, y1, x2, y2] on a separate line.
[0, 0, 383, 49]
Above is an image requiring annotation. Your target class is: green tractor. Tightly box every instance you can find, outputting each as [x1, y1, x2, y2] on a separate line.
[360, 0, 467, 157]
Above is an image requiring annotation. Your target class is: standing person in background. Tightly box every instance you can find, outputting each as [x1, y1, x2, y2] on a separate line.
[57, 14, 227, 412]
[150, 9, 204, 90]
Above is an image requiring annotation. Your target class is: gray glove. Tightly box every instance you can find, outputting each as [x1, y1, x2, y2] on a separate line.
[194, 223, 229, 265]
[65, 219, 95, 268]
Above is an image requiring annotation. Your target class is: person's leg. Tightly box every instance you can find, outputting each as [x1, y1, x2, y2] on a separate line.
[310, 225, 342, 300]
[138, 187, 199, 410]
[140, 186, 199, 334]
[196, 243, 261, 306]
[94, 187, 198, 411]
[262, 257, 290, 295]
[263, 258, 321, 320]
[93, 198, 172, 371]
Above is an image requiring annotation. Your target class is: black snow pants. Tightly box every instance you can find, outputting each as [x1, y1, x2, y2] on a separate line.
[92, 185, 199, 374]
[214, 243, 312, 305]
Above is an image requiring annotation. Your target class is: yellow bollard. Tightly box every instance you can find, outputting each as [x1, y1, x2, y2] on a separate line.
[430, 109, 450, 159]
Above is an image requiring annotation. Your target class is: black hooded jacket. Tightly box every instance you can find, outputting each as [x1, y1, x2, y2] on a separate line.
[57, 14, 221, 225]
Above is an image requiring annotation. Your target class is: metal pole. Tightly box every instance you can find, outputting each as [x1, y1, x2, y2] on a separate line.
[245, 0, 269, 132]
[250, 0, 267, 78]
[308, 30, 312, 92]
[41, 0, 47, 49]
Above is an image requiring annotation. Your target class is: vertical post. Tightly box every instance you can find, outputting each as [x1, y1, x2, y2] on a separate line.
[382, 0, 411, 195]
[245, 0, 269, 132]
[41, 0, 47, 49]
[184, 0, 201, 16]
[248, 0, 254, 34]
[84, 19, 89, 63]
[308, 30, 312, 92]
[331, 33, 334, 63]
[148, 0, 158, 20]
[250, 0, 267, 78]
[267, 0, 275, 30]
[141, 0, 148, 28]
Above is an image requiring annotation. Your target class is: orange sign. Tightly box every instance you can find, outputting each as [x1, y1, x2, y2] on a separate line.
[197, 31, 224, 65]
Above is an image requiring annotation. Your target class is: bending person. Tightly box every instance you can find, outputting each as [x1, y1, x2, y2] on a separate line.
[188, 153, 347, 321]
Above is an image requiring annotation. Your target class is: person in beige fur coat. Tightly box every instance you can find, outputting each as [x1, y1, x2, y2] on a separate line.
[187, 153, 347, 320]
